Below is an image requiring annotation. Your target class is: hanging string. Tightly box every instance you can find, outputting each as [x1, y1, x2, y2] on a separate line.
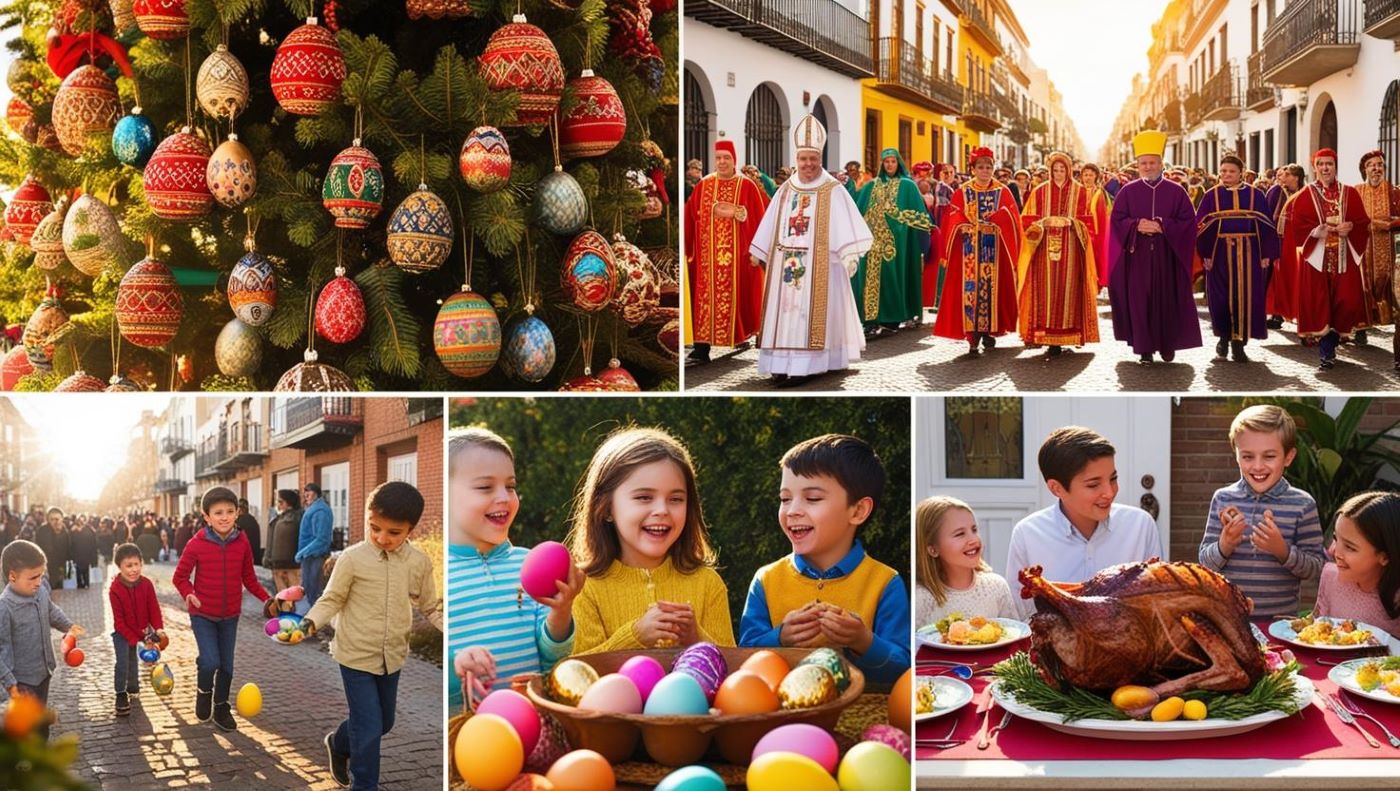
[418, 134, 427, 187]
[353, 103, 364, 144]
[244, 209, 261, 251]
[576, 314, 598, 376]
[110, 309, 121, 379]
[183, 34, 193, 130]
[168, 349, 176, 391]
[549, 115, 562, 171]
[523, 231, 538, 313]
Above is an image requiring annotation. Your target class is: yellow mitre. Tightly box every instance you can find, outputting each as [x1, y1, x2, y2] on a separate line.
[1133, 130, 1167, 158]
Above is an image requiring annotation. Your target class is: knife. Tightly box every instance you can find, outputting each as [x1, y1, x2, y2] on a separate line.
[975, 698, 998, 750]
[1325, 694, 1381, 749]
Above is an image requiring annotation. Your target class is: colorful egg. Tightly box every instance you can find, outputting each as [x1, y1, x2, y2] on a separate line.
[618, 655, 666, 704]
[739, 650, 791, 693]
[746, 752, 838, 791]
[270, 17, 345, 115]
[671, 642, 726, 703]
[599, 362, 640, 391]
[777, 664, 837, 710]
[207, 134, 257, 208]
[227, 251, 278, 326]
[150, 662, 175, 695]
[643, 672, 709, 716]
[752, 724, 839, 772]
[577, 673, 643, 714]
[559, 70, 626, 160]
[30, 204, 68, 271]
[535, 168, 586, 235]
[714, 669, 780, 715]
[433, 290, 500, 378]
[215, 318, 262, 377]
[5, 176, 53, 247]
[387, 185, 453, 272]
[610, 236, 660, 326]
[55, 372, 105, 392]
[479, 15, 564, 127]
[264, 618, 281, 636]
[861, 724, 911, 761]
[314, 269, 365, 344]
[454, 713, 523, 791]
[273, 351, 354, 392]
[501, 315, 555, 383]
[557, 374, 608, 392]
[836, 741, 909, 791]
[110, 0, 137, 36]
[523, 711, 570, 774]
[24, 296, 71, 369]
[133, 0, 190, 39]
[476, 689, 541, 755]
[138, 646, 160, 663]
[546, 659, 599, 707]
[459, 126, 511, 192]
[545, 749, 615, 791]
[655, 766, 726, 791]
[235, 683, 262, 718]
[889, 668, 912, 734]
[0, 346, 32, 390]
[63, 194, 127, 277]
[51, 65, 120, 157]
[144, 128, 213, 220]
[116, 257, 184, 348]
[520, 540, 571, 600]
[322, 141, 384, 228]
[112, 107, 156, 168]
[797, 647, 850, 693]
[196, 44, 249, 121]
[562, 230, 616, 312]
[6, 96, 31, 136]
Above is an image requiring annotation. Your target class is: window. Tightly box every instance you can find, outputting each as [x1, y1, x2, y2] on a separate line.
[865, 109, 880, 174]
[813, 100, 831, 167]
[1251, 2, 1260, 53]
[320, 462, 350, 549]
[899, 118, 913, 165]
[1382, 81, 1399, 186]
[388, 452, 418, 487]
[946, 30, 954, 76]
[1219, 23, 1228, 67]
[916, 2, 925, 60]
[244, 477, 263, 525]
[275, 469, 299, 498]
[683, 68, 710, 172]
[933, 18, 941, 73]
[945, 398, 1023, 479]
[1265, 128, 1275, 169]
[744, 84, 784, 177]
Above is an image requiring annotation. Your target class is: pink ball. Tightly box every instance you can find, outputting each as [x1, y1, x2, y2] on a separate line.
[477, 689, 542, 756]
[264, 618, 281, 636]
[861, 724, 911, 761]
[520, 541, 572, 601]
[753, 724, 839, 773]
[618, 656, 667, 703]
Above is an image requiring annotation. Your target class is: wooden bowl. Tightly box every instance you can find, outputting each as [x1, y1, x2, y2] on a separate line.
[526, 646, 865, 767]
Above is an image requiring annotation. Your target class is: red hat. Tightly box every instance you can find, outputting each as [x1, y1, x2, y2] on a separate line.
[970, 147, 995, 165]
[911, 160, 934, 175]
[715, 138, 736, 159]
[1360, 149, 1386, 176]
[1312, 148, 1338, 164]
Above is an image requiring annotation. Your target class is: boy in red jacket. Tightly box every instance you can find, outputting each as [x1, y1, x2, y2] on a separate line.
[173, 487, 277, 731]
[109, 542, 164, 716]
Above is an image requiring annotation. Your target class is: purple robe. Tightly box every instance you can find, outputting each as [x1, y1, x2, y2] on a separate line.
[1108, 177, 1203, 355]
[1195, 184, 1279, 342]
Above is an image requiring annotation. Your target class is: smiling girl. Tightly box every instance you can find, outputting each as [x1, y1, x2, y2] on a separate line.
[915, 496, 1016, 629]
[566, 427, 734, 653]
[1315, 492, 1400, 640]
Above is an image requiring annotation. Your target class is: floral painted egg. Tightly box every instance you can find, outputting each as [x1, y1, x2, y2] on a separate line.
[797, 647, 851, 693]
[5, 96, 31, 136]
[23, 296, 71, 369]
[314, 268, 365, 344]
[433, 290, 501, 379]
[116, 257, 184, 348]
[671, 642, 727, 703]
[196, 44, 249, 121]
[30, 204, 69, 271]
[133, 0, 189, 40]
[599, 361, 640, 391]
[459, 126, 511, 192]
[557, 374, 608, 392]
[270, 17, 345, 116]
[273, 350, 354, 392]
[112, 107, 156, 168]
[500, 314, 555, 383]
[322, 141, 384, 228]
[227, 251, 277, 326]
[51, 64, 120, 157]
[55, 371, 105, 392]
[5, 176, 53, 247]
[535, 167, 586, 235]
[215, 317, 262, 377]
[207, 134, 257, 208]
[479, 15, 564, 127]
[63, 194, 127, 277]
[143, 128, 212, 220]
[562, 230, 617, 312]
[1, 345, 34, 390]
[559, 70, 626, 160]
[387, 185, 453, 272]
[610, 235, 660, 326]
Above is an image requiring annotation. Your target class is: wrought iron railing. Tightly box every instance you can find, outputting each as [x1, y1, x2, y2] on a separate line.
[687, 0, 873, 74]
[160, 435, 191, 456]
[1261, 0, 1357, 74]
[963, 2, 1003, 52]
[1198, 63, 1240, 117]
[1245, 51, 1274, 108]
[1366, 0, 1400, 29]
[962, 91, 1000, 124]
[875, 37, 964, 112]
[274, 397, 359, 437]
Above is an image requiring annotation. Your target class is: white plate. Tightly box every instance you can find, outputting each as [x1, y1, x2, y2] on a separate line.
[915, 675, 974, 722]
[987, 675, 1314, 741]
[1327, 658, 1400, 705]
[916, 618, 1031, 652]
[1268, 618, 1387, 651]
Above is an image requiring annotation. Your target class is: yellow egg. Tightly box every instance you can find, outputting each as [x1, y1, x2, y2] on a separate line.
[546, 749, 615, 791]
[1150, 696, 1186, 722]
[455, 713, 524, 791]
[235, 683, 262, 718]
[740, 650, 791, 693]
[1183, 700, 1208, 721]
[746, 752, 839, 791]
[715, 670, 780, 715]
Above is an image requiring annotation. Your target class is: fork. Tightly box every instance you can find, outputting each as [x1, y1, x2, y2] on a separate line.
[1324, 694, 1382, 748]
[1335, 692, 1400, 748]
[915, 717, 962, 749]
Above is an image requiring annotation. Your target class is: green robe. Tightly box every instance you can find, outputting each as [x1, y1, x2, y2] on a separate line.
[852, 150, 932, 325]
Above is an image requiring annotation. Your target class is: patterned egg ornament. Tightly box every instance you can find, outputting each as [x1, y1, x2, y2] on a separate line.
[52, 64, 121, 157]
[559, 70, 626, 160]
[150, 662, 175, 695]
[207, 134, 257, 208]
[562, 230, 617, 312]
[501, 314, 555, 383]
[271, 17, 346, 116]
[227, 250, 277, 326]
[133, 0, 189, 39]
[777, 664, 838, 710]
[479, 14, 564, 128]
[433, 289, 501, 379]
[30, 202, 69, 271]
[671, 642, 727, 703]
[546, 658, 599, 706]
[24, 296, 71, 369]
[112, 107, 156, 168]
[104, 374, 143, 392]
[55, 371, 105, 392]
[110, 0, 137, 35]
[314, 266, 366, 344]
[273, 349, 355, 392]
[5, 176, 53, 247]
[196, 44, 249, 121]
[323, 140, 384, 228]
[215, 317, 262, 377]
[386, 184, 453, 272]
[63, 194, 127, 277]
[144, 128, 213, 220]
[797, 647, 851, 693]
[535, 167, 587, 235]
[599, 359, 640, 391]
[610, 235, 660, 326]
[657, 318, 680, 358]
[1, 346, 34, 390]
[459, 126, 512, 192]
[5, 96, 31, 136]
[116, 257, 184, 348]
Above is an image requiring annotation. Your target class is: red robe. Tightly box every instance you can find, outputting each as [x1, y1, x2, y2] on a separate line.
[685, 173, 768, 346]
[1265, 185, 1302, 321]
[1016, 179, 1100, 346]
[1290, 181, 1372, 338]
[932, 181, 1021, 340]
[1085, 187, 1111, 286]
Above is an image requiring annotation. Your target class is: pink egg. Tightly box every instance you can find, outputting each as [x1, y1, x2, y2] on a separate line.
[618, 655, 666, 703]
[521, 541, 573, 601]
[753, 724, 839, 773]
[577, 672, 643, 714]
[264, 618, 281, 636]
[477, 689, 542, 755]
[861, 724, 911, 761]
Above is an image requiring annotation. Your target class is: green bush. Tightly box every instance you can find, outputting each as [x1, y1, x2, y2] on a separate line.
[449, 397, 911, 628]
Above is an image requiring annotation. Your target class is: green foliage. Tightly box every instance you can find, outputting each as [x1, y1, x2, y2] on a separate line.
[1280, 398, 1400, 539]
[448, 397, 912, 627]
[0, 732, 87, 791]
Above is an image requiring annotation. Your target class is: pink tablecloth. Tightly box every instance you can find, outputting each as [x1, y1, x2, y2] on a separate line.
[914, 621, 1400, 762]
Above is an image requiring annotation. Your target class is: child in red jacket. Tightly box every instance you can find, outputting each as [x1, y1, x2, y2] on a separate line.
[173, 487, 277, 731]
[109, 542, 164, 716]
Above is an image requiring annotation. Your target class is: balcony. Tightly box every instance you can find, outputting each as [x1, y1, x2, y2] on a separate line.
[1245, 51, 1276, 111]
[405, 398, 443, 427]
[961, 3, 1004, 56]
[684, 0, 873, 79]
[161, 435, 192, 459]
[1365, 0, 1400, 40]
[218, 422, 267, 469]
[1195, 63, 1241, 122]
[1261, 0, 1359, 87]
[154, 477, 187, 494]
[939, 0, 963, 14]
[961, 90, 1002, 133]
[874, 37, 964, 115]
[271, 398, 363, 451]
[1160, 98, 1184, 134]
[195, 440, 222, 480]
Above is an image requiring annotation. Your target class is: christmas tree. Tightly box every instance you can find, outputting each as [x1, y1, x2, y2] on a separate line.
[0, 0, 679, 392]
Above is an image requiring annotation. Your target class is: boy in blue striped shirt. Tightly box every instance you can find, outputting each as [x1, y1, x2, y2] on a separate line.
[447, 428, 583, 708]
[1198, 405, 1325, 616]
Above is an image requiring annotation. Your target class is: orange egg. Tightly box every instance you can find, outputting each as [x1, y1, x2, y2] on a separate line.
[715, 669, 781, 715]
[546, 749, 615, 791]
[740, 650, 791, 692]
[889, 668, 912, 734]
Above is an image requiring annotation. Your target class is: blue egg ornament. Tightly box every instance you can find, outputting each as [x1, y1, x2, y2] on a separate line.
[501, 315, 556, 383]
[112, 106, 156, 168]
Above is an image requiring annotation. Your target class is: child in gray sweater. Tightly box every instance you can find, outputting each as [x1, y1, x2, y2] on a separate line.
[1, 539, 85, 739]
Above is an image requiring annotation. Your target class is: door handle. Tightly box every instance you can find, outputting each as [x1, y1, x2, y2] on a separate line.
[1140, 492, 1160, 520]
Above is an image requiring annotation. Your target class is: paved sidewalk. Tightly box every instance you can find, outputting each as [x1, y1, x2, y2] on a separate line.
[44, 560, 444, 790]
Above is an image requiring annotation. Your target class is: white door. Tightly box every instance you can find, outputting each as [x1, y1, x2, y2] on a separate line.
[275, 469, 298, 495]
[917, 396, 1173, 581]
[244, 478, 263, 525]
[387, 452, 417, 487]
[321, 462, 350, 542]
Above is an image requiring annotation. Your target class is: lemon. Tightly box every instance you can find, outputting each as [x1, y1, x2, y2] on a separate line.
[1183, 700, 1207, 721]
[1150, 696, 1186, 722]
[1110, 685, 1158, 711]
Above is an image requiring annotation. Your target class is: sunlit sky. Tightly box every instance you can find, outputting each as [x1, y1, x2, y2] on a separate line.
[1008, 0, 1173, 157]
[14, 395, 172, 501]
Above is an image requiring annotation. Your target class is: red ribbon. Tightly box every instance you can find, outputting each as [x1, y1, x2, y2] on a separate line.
[48, 33, 132, 80]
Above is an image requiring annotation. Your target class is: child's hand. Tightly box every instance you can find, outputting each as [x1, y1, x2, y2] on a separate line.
[657, 601, 698, 645]
[540, 564, 585, 642]
[262, 598, 280, 619]
[1218, 508, 1248, 557]
[454, 647, 497, 701]
[1251, 509, 1289, 562]
[66, 625, 84, 638]
[779, 603, 823, 647]
[635, 603, 682, 648]
[185, 593, 202, 610]
[819, 608, 872, 653]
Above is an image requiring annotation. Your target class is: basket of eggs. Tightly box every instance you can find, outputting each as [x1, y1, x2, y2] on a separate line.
[525, 643, 865, 767]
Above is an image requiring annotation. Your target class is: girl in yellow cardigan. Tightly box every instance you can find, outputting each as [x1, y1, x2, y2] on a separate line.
[566, 427, 735, 654]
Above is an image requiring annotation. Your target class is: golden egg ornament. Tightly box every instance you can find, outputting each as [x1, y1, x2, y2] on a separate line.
[215, 318, 262, 377]
[546, 659, 599, 706]
[777, 664, 837, 710]
[797, 647, 851, 693]
[29, 203, 68, 272]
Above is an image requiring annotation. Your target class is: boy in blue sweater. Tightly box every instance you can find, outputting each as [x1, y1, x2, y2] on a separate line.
[0, 539, 85, 740]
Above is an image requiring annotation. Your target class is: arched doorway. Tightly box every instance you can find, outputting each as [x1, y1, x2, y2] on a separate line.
[683, 67, 711, 171]
[745, 84, 785, 177]
[1382, 81, 1399, 185]
[1319, 100, 1338, 154]
[812, 101, 830, 168]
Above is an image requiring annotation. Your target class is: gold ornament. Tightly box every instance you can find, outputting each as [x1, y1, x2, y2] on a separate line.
[777, 664, 837, 710]
[546, 658, 599, 706]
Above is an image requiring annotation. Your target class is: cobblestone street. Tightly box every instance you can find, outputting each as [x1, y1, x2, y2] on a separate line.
[684, 298, 1400, 392]
[44, 560, 444, 790]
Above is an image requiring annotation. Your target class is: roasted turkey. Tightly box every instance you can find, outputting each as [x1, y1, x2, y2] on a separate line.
[1018, 560, 1266, 696]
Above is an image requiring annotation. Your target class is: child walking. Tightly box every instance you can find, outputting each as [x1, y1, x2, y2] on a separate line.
[1315, 491, 1400, 640]
[109, 542, 165, 716]
[0, 539, 85, 740]
[915, 496, 1016, 629]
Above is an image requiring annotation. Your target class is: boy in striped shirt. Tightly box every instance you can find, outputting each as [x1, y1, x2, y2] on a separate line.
[1198, 405, 1325, 616]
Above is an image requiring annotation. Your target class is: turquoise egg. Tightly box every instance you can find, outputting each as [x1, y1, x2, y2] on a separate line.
[112, 109, 156, 168]
[642, 672, 709, 716]
[655, 766, 726, 791]
[501, 315, 556, 383]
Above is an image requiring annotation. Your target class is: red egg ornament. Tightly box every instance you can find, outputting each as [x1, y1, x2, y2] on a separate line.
[559, 70, 626, 160]
[143, 128, 213, 220]
[314, 267, 365, 344]
[133, 0, 189, 40]
[55, 371, 106, 392]
[51, 64, 121, 157]
[599, 360, 640, 391]
[116, 257, 184, 348]
[479, 14, 564, 128]
[1, 346, 34, 391]
[6, 97, 31, 136]
[561, 230, 617, 312]
[271, 17, 346, 116]
[5, 176, 53, 247]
